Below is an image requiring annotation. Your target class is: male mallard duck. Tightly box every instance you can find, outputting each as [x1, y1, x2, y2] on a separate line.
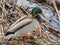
[4, 7, 45, 40]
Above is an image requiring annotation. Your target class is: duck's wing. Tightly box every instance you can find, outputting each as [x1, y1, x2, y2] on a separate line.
[6, 18, 32, 32]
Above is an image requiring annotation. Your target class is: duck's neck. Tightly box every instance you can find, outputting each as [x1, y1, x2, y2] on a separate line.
[35, 14, 42, 24]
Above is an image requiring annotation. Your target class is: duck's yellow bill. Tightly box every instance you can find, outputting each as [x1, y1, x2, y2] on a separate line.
[41, 13, 46, 18]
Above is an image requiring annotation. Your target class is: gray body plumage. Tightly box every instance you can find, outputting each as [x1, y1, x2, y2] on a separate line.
[4, 16, 40, 40]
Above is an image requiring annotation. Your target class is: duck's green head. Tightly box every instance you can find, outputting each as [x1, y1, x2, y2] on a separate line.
[31, 7, 46, 18]
[31, 7, 42, 16]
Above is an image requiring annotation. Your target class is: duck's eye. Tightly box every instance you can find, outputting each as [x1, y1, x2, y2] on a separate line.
[31, 7, 42, 16]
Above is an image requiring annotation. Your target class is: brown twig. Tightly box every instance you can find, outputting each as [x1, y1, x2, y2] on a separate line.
[51, 0, 60, 21]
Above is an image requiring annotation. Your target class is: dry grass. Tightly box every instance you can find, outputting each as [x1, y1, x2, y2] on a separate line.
[0, 0, 60, 45]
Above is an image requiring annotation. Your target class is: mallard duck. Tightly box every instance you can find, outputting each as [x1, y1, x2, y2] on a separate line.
[4, 7, 45, 40]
